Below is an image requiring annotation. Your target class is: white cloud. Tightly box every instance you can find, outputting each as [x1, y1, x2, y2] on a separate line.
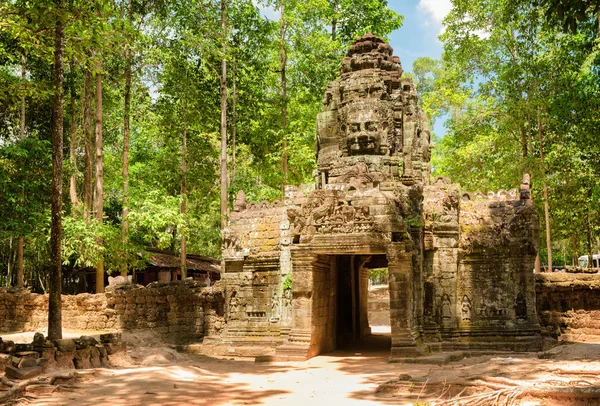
[418, 0, 452, 34]
[252, 0, 279, 21]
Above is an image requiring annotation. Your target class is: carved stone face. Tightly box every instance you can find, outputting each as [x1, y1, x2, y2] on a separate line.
[344, 105, 389, 155]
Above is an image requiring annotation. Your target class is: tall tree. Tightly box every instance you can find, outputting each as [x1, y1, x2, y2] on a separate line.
[94, 60, 104, 293]
[49, 0, 65, 340]
[121, 0, 133, 277]
[220, 0, 228, 230]
[16, 49, 26, 288]
[279, 0, 288, 187]
[83, 67, 93, 221]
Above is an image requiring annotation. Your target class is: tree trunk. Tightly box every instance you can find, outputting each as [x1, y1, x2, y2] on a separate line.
[572, 228, 578, 266]
[20, 51, 26, 139]
[180, 97, 188, 279]
[49, 0, 65, 340]
[219, 0, 228, 230]
[83, 68, 93, 221]
[95, 61, 104, 294]
[7, 235, 12, 287]
[17, 50, 26, 288]
[280, 0, 288, 188]
[69, 60, 79, 208]
[121, 0, 132, 277]
[537, 110, 552, 271]
[588, 197, 594, 270]
[231, 64, 237, 189]
[331, 0, 337, 41]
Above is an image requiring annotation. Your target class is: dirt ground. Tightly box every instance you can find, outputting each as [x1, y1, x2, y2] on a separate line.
[4, 329, 600, 405]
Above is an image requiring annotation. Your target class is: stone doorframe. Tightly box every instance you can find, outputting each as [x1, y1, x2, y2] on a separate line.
[275, 234, 423, 360]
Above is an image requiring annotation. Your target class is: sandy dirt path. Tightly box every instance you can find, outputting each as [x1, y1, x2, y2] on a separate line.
[7, 333, 600, 405]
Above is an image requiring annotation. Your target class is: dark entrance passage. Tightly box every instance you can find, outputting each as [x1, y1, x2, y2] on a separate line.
[333, 254, 390, 352]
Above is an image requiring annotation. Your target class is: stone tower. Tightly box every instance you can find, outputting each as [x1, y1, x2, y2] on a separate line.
[218, 34, 542, 360]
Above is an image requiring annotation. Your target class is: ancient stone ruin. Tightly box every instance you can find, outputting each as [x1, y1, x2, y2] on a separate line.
[220, 33, 542, 360]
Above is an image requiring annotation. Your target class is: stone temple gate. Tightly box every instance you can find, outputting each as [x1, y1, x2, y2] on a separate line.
[219, 33, 542, 360]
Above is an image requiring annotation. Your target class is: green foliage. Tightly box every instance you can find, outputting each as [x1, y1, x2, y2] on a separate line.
[282, 273, 292, 291]
[428, 0, 600, 266]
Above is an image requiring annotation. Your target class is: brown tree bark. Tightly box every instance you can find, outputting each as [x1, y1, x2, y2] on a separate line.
[330, 0, 337, 41]
[219, 0, 228, 230]
[279, 0, 288, 188]
[17, 50, 26, 288]
[69, 60, 79, 209]
[49, 0, 65, 340]
[230, 63, 237, 189]
[537, 110, 552, 271]
[95, 61, 104, 294]
[7, 236, 12, 287]
[121, 0, 133, 277]
[180, 98, 188, 279]
[83, 68, 93, 221]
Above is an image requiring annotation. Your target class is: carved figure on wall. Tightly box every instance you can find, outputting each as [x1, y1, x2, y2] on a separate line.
[229, 291, 241, 320]
[282, 288, 292, 323]
[461, 295, 472, 321]
[222, 228, 243, 258]
[270, 291, 280, 320]
[515, 292, 527, 320]
[440, 294, 453, 329]
[441, 294, 452, 318]
[233, 190, 247, 212]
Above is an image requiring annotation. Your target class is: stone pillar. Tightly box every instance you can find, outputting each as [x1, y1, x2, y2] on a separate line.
[387, 242, 423, 358]
[275, 249, 315, 359]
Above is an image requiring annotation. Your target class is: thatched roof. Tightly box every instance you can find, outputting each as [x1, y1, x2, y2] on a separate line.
[145, 248, 220, 273]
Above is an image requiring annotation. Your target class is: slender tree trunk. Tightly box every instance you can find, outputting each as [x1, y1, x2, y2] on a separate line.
[7, 235, 12, 287]
[180, 98, 188, 279]
[219, 0, 228, 230]
[69, 60, 79, 208]
[17, 50, 26, 288]
[20, 52, 26, 139]
[331, 0, 337, 41]
[537, 110, 552, 271]
[95, 61, 104, 293]
[121, 0, 133, 277]
[588, 210, 594, 269]
[572, 225, 578, 266]
[231, 64, 237, 189]
[83, 68, 93, 221]
[280, 0, 288, 188]
[49, 0, 65, 340]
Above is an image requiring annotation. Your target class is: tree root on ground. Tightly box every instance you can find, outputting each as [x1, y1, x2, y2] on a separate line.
[0, 371, 94, 404]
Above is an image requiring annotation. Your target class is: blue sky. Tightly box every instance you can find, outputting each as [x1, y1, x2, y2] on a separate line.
[388, 0, 452, 136]
[256, 0, 452, 135]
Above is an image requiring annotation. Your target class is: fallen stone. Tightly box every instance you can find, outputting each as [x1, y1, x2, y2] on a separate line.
[398, 374, 413, 381]
[16, 351, 39, 359]
[2, 340, 16, 354]
[53, 339, 76, 353]
[100, 333, 121, 343]
[79, 335, 100, 346]
[399, 351, 465, 365]
[36, 358, 49, 367]
[54, 351, 75, 369]
[4, 364, 44, 380]
[0, 353, 11, 372]
[542, 337, 558, 351]
[15, 356, 38, 368]
[96, 344, 107, 359]
[15, 343, 33, 352]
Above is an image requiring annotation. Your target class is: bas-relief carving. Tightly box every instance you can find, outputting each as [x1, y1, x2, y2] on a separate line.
[461, 295, 472, 321]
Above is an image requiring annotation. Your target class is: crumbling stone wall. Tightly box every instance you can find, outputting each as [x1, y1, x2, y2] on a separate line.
[536, 273, 600, 340]
[0, 281, 224, 343]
